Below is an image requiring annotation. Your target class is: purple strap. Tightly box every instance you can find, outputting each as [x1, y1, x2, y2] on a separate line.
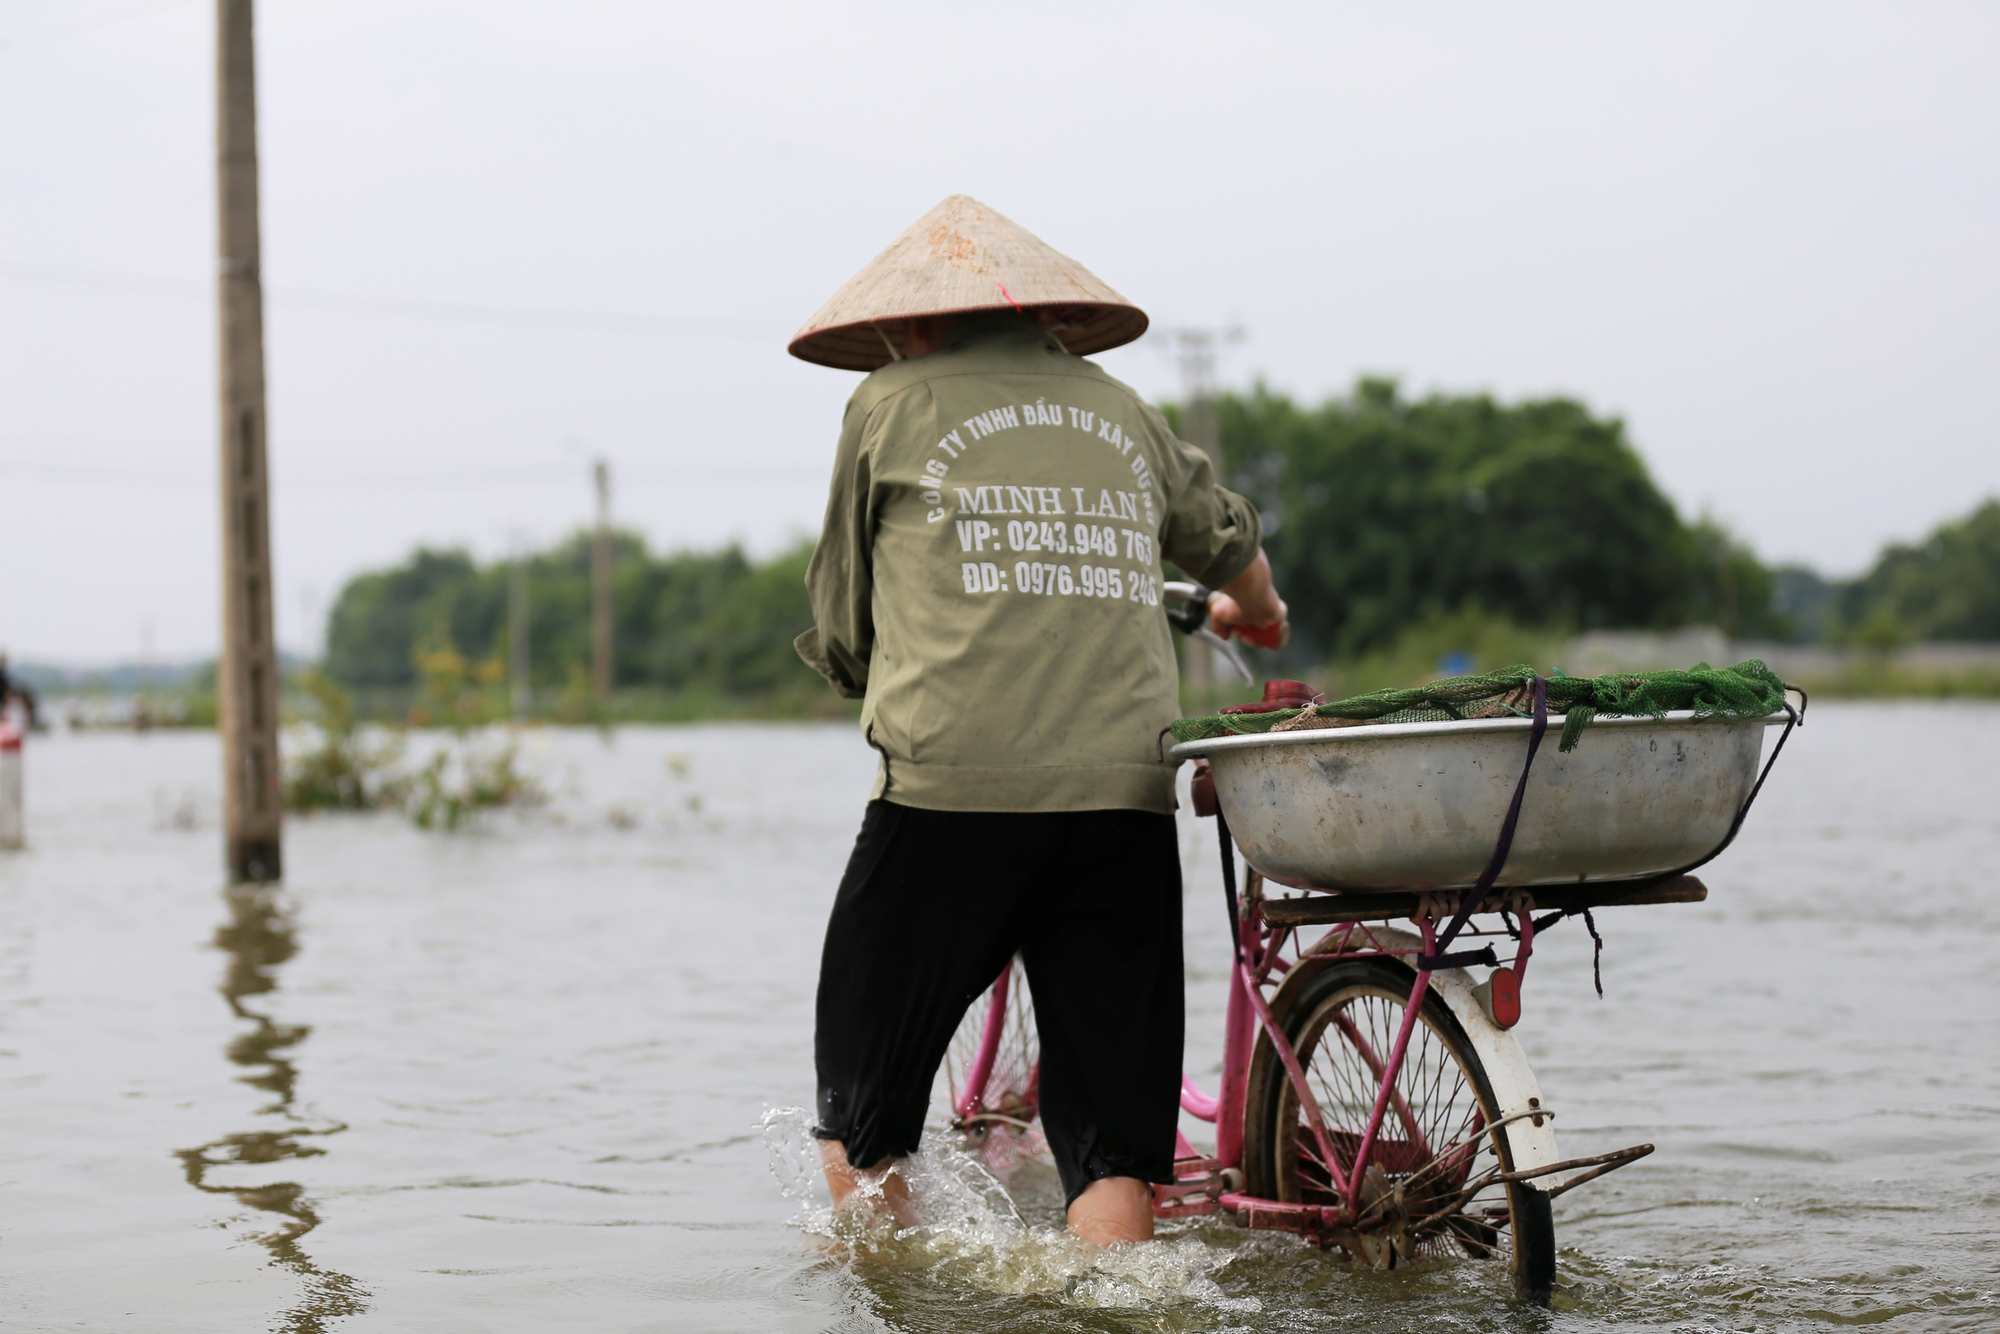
[1416, 676, 1549, 970]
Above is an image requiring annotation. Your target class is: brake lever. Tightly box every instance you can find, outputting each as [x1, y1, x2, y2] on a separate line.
[1164, 580, 1261, 683]
[1164, 582, 1211, 635]
[1193, 627, 1256, 684]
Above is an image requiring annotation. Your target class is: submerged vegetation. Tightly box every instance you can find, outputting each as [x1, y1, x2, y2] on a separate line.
[401, 739, 544, 831]
[283, 672, 545, 829]
[282, 672, 406, 811]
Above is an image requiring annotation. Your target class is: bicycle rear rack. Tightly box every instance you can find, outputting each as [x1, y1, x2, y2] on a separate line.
[1258, 873, 1709, 929]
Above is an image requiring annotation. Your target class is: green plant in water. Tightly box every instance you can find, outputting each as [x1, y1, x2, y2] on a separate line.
[556, 661, 609, 728]
[412, 638, 510, 732]
[288, 671, 545, 827]
[284, 673, 408, 812]
[405, 739, 545, 831]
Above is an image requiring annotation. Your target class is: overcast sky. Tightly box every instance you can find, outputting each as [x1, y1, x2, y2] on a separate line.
[3, 0, 1995, 663]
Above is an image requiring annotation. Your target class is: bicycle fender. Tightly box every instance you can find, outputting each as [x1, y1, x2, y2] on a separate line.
[1426, 965, 1567, 1191]
[1344, 927, 1568, 1191]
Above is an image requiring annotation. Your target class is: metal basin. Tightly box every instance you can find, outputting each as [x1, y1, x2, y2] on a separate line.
[1171, 711, 1786, 891]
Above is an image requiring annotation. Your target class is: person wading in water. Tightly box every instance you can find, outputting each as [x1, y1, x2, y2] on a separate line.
[792, 195, 1288, 1246]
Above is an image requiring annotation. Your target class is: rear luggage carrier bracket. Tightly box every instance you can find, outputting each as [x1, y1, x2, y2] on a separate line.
[1503, 1142, 1656, 1198]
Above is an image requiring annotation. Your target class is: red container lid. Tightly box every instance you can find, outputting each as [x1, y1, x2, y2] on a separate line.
[1219, 679, 1320, 715]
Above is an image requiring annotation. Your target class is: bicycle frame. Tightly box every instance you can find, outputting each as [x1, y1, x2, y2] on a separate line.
[960, 860, 1648, 1240]
[956, 960, 1012, 1124]
[951, 677, 1798, 1236]
[1183, 865, 1480, 1228]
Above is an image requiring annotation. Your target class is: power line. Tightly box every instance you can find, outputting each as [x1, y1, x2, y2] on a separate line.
[0, 433, 205, 451]
[281, 287, 787, 340]
[0, 437, 822, 484]
[0, 454, 821, 489]
[0, 458, 205, 485]
[288, 462, 822, 491]
[0, 261, 789, 340]
[0, 0, 198, 56]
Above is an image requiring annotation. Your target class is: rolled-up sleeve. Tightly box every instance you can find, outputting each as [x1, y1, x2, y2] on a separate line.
[794, 398, 876, 698]
[1150, 406, 1263, 589]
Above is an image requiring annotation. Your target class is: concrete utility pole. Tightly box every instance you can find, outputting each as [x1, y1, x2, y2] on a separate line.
[509, 549, 530, 717]
[591, 459, 613, 700]
[216, 0, 282, 882]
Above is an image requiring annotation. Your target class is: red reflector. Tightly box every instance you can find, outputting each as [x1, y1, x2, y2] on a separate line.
[1489, 969, 1521, 1028]
[1190, 761, 1219, 818]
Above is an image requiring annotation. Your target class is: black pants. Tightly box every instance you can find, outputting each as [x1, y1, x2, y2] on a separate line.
[814, 800, 1184, 1206]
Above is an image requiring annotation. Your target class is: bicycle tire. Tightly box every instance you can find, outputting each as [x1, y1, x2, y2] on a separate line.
[1242, 956, 1558, 1303]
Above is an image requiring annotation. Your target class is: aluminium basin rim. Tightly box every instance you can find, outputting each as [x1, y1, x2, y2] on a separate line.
[1167, 708, 1792, 762]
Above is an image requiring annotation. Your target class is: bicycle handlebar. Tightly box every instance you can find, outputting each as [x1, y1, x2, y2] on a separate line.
[1164, 581, 1211, 634]
[1163, 581, 1289, 650]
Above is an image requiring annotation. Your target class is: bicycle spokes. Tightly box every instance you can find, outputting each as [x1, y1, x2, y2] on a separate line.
[938, 958, 1045, 1173]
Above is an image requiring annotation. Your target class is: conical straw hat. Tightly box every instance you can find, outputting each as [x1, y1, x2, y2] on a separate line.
[789, 195, 1148, 370]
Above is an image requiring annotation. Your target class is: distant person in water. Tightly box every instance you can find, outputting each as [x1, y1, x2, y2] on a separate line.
[0, 654, 41, 730]
[789, 196, 1288, 1246]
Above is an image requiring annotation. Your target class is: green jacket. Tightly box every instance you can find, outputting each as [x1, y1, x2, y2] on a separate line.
[795, 314, 1262, 813]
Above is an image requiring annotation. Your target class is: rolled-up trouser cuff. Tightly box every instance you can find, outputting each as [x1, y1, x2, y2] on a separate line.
[1063, 1155, 1177, 1208]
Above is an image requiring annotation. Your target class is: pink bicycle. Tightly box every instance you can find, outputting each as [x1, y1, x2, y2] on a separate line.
[938, 653, 1800, 1304]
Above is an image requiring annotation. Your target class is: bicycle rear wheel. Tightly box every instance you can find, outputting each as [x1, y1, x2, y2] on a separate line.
[1243, 957, 1557, 1302]
[933, 955, 1044, 1172]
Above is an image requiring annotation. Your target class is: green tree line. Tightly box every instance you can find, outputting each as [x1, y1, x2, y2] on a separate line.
[1820, 499, 2000, 644]
[323, 533, 826, 715]
[320, 384, 2000, 715]
[1184, 379, 1783, 659]
[1188, 380, 1999, 655]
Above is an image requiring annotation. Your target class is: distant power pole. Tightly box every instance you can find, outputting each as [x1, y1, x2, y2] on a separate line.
[509, 550, 530, 717]
[1171, 329, 1223, 469]
[215, 0, 282, 882]
[591, 459, 613, 700]
[1163, 326, 1245, 689]
[298, 585, 319, 660]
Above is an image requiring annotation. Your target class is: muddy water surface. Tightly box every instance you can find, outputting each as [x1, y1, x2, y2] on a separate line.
[1, 703, 1995, 1331]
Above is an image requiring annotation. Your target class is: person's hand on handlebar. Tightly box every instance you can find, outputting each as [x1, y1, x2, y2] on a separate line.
[1205, 550, 1289, 649]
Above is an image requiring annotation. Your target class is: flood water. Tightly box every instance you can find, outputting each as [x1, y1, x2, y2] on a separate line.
[2, 703, 1996, 1332]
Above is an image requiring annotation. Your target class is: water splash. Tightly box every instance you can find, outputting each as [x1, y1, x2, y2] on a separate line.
[760, 1107, 1262, 1314]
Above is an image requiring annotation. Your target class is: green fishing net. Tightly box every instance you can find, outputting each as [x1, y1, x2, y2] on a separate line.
[1168, 661, 1791, 754]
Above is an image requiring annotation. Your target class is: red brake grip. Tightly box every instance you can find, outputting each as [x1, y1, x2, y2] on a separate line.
[1230, 621, 1290, 651]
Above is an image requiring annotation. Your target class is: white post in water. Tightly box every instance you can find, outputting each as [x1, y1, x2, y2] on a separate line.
[0, 721, 22, 851]
[509, 550, 530, 717]
[591, 459, 613, 701]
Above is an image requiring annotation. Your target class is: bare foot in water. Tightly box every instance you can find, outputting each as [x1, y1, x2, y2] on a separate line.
[1067, 1176, 1154, 1247]
[819, 1139, 918, 1229]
